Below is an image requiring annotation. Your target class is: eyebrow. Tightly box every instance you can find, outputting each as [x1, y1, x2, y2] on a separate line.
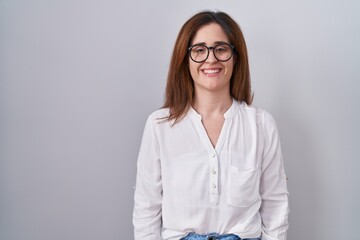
[191, 41, 230, 46]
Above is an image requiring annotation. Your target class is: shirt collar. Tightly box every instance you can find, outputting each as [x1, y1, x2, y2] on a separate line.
[188, 98, 239, 121]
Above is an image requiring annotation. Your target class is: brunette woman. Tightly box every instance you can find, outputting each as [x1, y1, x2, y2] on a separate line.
[133, 11, 289, 240]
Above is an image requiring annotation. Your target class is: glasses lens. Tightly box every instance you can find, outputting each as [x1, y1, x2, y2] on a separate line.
[190, 45, 208, 62]
[214, 44, 232, 61]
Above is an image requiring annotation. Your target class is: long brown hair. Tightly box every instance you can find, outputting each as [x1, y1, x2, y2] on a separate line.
[163, 11, 253, 123]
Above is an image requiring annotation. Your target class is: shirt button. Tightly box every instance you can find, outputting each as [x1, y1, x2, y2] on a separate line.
[212, 169, 217, 174]
[212, 184, 217, 189]
[211, 153, 216, 158]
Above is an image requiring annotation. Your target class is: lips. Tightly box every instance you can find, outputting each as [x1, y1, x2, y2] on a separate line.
[201, 68, 221, 76]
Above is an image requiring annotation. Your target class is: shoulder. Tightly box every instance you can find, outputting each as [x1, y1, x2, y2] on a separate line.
[147, 108, 170, 121]
[237, 102, 278, 129]
[144, 108, 172, 128]
[140, 108, 171, 141]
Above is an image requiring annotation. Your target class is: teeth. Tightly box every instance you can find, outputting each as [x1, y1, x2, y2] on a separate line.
[203, 69, 220, 74]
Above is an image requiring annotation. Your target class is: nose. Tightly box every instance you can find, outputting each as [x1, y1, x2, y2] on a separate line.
[206, 49, 218, 63]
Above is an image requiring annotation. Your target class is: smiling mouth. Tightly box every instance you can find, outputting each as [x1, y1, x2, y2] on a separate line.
[202, 69, 221, 75]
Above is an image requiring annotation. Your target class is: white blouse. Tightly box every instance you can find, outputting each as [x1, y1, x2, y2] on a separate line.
[133, 100, 289, 240]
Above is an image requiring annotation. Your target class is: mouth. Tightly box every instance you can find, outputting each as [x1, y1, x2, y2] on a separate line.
[201, 68, 221, 77]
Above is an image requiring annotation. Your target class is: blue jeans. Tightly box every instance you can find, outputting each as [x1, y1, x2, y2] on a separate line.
[181, 232, 261, 240]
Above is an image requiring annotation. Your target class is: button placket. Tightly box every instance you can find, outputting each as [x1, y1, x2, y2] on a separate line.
[209, 151, 219, 198]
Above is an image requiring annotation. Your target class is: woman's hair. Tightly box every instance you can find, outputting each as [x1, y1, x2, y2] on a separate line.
[162, 11, 253, 123]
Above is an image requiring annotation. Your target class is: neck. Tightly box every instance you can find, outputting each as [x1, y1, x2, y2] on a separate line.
[192, 90, 233, 118]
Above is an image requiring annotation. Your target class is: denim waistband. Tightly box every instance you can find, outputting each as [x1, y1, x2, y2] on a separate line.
[181, 232, 261, 240]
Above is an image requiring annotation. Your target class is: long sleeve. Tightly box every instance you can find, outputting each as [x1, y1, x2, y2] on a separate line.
[133, 116, 162, 240]
[132, 103, 288, 239]
[259, 112, 289, 240]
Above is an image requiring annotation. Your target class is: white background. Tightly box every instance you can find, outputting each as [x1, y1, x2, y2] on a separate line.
[1, 0, 359, 239]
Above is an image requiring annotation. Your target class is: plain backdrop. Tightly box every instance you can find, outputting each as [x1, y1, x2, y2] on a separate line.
[1, 0, 359, 239]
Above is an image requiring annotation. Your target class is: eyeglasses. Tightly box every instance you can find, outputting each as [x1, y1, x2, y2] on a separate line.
[188, 42, 234, 63]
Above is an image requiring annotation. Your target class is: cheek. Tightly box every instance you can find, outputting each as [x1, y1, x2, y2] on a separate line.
[225, 63, 234, 77]
[230, 59, 236, 72]
[189, 62, 200, 78]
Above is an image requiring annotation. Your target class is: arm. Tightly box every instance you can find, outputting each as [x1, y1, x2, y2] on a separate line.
[259, 112, 289, 240]
[133, 116, 162, 240]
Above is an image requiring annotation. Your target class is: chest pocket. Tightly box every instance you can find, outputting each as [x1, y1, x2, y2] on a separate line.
[227, 152, 260, 207]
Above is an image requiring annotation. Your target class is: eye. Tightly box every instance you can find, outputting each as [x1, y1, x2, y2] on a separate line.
[192, 46, 207, 54]
[215, 45, 230, 53]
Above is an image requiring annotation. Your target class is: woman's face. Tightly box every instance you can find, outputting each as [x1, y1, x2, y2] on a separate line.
[189, 23, 234, 95]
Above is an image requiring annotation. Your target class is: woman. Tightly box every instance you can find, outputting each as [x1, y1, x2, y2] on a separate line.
[133, 11, 289, 240]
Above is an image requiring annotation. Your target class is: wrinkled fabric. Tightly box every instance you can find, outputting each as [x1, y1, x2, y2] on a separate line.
[134, 100, 289, 240]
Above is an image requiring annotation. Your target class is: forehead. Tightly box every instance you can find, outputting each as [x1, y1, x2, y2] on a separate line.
[192, 23, 229, 45]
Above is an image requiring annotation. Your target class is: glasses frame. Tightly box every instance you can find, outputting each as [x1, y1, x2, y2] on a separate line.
[188, 42, 235, 63]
